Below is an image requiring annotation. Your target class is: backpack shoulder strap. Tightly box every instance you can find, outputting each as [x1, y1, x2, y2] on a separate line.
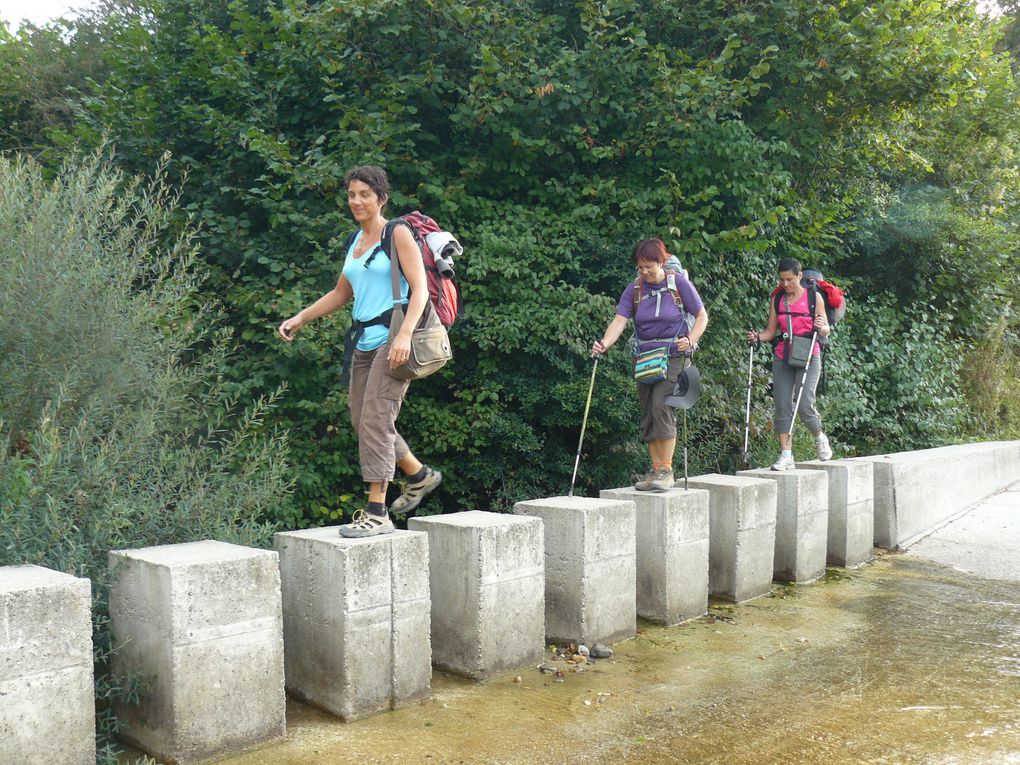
[342, 230, 358, 254]
[367, 218, 411, 269]
[632, 279, 642, 316]
[666, 272, 685, 313]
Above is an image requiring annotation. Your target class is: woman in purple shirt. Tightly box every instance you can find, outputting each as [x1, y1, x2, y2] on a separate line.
[593, 238, 709, 491]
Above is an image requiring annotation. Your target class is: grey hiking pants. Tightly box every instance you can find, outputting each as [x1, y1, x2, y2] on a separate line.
[772, 354, 822, 435]
[348, 345, 411, 482]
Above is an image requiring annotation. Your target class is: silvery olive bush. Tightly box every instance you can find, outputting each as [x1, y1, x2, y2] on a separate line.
[0, 151, 291, 762]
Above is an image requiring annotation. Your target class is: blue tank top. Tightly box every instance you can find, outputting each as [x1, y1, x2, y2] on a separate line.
[341, 230, 409, 351]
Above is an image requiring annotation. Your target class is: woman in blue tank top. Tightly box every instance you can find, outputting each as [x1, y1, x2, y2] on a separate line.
[278, 165, 443, 536]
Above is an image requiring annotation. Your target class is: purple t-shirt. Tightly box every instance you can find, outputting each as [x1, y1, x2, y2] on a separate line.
[616, 274, 704, 356]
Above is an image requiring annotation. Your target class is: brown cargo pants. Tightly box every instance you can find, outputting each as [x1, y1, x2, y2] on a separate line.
[348, 345, 411, 482]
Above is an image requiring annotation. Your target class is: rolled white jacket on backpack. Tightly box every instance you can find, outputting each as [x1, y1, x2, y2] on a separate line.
[425, 231, 463, 278]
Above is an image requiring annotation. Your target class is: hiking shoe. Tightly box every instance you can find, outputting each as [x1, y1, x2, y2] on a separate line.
[650, 467, 675, 491]
[634, 470, 657, 491]
[815, 433, 833, 461]
[338, 509, 395, 538]
[771, 453, 795, 471]
[390, 468, 442, 514]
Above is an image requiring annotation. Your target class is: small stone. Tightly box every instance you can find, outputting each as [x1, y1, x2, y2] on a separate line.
[577, 644, 590, 656]
[513, 676, 522, 683]
[572, 654, 587, 665]
[539, 663, 558, 674]
[583, 699, 592, 706]
[590, 644, 613, 659]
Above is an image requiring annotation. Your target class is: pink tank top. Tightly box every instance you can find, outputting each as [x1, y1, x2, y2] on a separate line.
[775, 290, 820, 360]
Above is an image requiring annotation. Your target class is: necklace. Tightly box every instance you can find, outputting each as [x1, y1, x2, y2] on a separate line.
[353, 223, 385, 259]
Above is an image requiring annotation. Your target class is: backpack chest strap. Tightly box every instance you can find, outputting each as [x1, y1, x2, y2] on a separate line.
[633, 276, 684, 319]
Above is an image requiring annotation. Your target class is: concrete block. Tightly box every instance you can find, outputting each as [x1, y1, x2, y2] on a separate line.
[853, 441, 1020, 548]
[737, 469, 828, 583]
[798, 459, 875, 566]
[0, 565, 94, 765]
[109, 541, 286, 764]
[408, 512, 544, 680]
[685, 474, 777, 603]
[274, 527, 430, 720]
[514, 497, 636, 645]
[599, 487, 709, 625]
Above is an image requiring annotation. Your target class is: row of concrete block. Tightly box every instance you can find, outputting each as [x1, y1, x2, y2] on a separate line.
[4, 442, 1019, 764]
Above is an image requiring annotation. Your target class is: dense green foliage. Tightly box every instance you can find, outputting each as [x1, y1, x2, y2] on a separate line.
[3, 0, 1018, 517]
[0, 153, 289, 760]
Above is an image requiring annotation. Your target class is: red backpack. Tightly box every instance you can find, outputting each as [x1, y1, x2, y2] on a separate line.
[375, 211, 462, 327]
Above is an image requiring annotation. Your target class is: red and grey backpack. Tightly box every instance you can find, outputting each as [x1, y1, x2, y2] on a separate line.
[364, 211, 462, 327]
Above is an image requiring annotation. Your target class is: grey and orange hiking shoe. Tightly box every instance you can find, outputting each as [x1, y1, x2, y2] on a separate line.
[338, 509, 395, 538]
[650, 467, 675, 491]
[390, 467, 442, 514]
[634, 470, 657, 491]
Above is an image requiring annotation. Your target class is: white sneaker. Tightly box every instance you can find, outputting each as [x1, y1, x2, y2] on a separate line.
[815, 433, 833, 461]
[338, 509, 395, 538]
[771, 453, 795, 471]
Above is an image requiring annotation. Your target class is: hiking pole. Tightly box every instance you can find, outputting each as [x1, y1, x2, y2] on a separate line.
[568, 354, 600, 497]
[790, 331, 819, 449]
[682, 407, 689, 491]
[742, 336, 760, 467]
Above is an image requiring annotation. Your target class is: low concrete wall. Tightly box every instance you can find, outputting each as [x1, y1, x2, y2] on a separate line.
[799, 459, 874, 567]
[853, 441, 1020, 548]
[409, 511, 544, 680]
[109, 541, 286, 764]
[738, 469, 828, 584]
[599, 487, 709, 626]
[0, 565, 94, 765]
[275, 528, 431, 720]
[514, 496, 637, 646]
[686, 475, 777, 603]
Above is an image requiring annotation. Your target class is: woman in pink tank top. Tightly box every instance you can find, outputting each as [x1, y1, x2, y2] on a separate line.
[747, 258, 832, 470]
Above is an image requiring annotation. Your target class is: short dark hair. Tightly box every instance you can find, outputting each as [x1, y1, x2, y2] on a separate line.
[631, 238, 668, 265]
[778, 257, 802, 275]
[344, 165, 389, 205]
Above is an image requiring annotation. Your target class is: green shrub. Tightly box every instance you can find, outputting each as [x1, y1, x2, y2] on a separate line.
[0, 151, 291, 762]
[961, 316, 1020, 438]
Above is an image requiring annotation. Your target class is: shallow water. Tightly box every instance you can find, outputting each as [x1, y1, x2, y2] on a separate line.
[180, 554, 1020, 765]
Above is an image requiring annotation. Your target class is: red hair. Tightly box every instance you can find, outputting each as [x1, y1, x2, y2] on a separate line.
[631, 238, 668, 265]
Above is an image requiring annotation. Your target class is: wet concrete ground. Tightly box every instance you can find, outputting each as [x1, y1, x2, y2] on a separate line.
[205, 493, 1020, 765]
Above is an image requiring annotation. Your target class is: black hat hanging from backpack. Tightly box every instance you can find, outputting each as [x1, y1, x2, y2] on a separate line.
[664, 363, 701, 410]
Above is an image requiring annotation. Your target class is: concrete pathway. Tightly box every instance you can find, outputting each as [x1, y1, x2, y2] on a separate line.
[905, 480, 1020, 582]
